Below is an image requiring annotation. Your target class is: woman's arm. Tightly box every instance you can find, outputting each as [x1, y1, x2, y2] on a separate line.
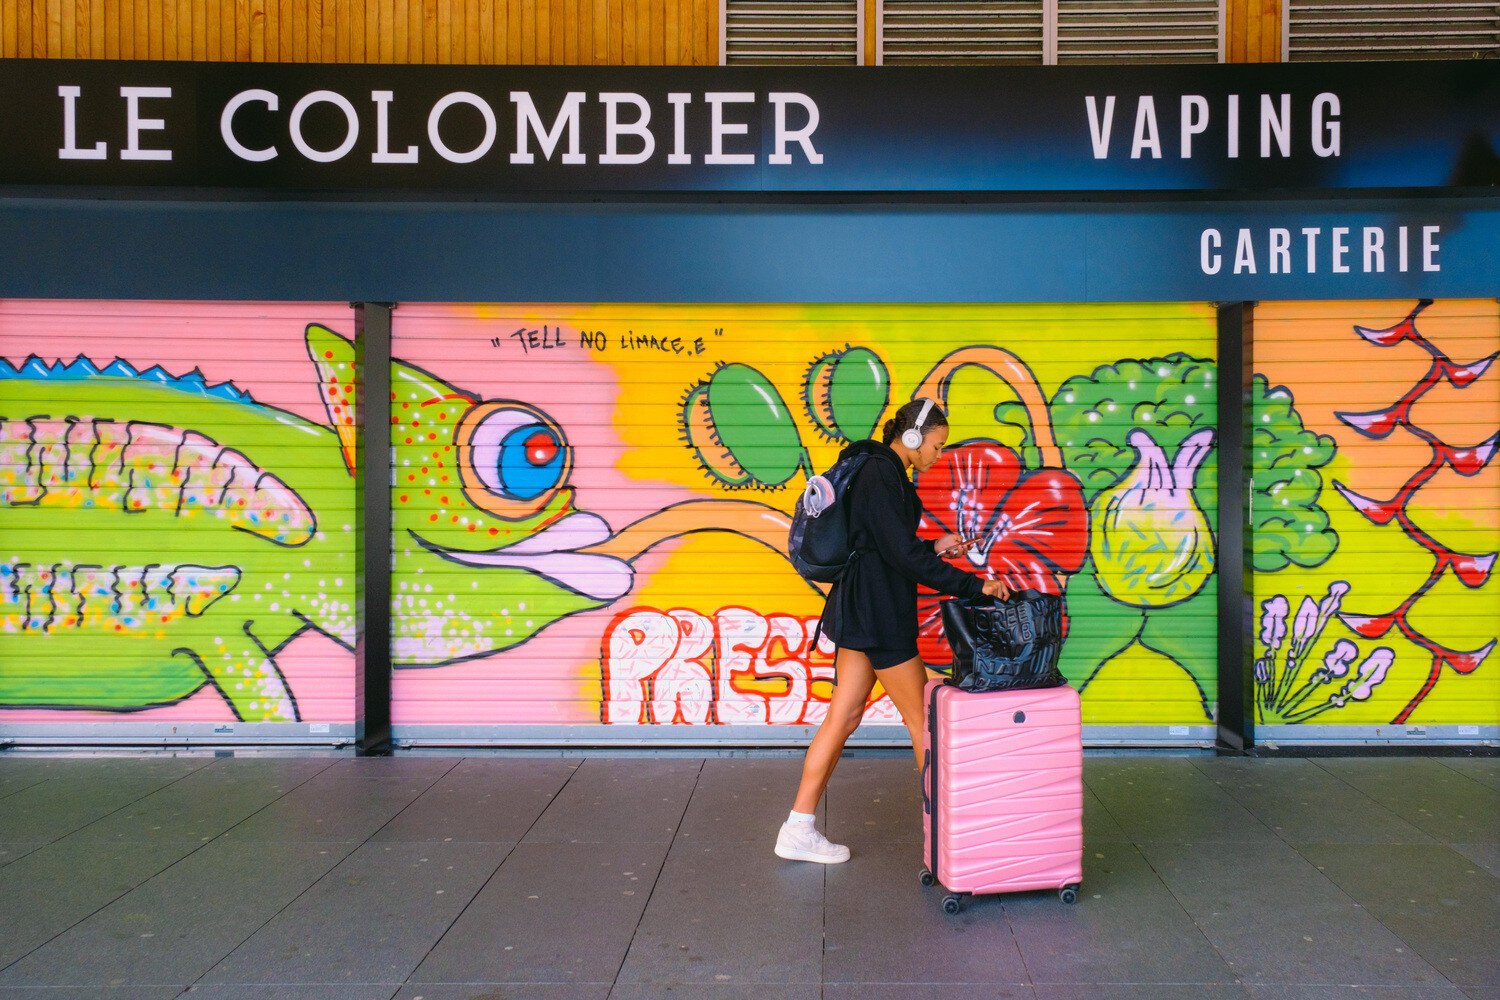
[860, 463, 985, 600]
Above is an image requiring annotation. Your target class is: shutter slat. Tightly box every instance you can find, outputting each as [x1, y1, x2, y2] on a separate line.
[1286, 0, 1500, 60]
[724, 0, 860, 64]
[1055, 0, 1222, 64]
[880, 0, 1045, 64]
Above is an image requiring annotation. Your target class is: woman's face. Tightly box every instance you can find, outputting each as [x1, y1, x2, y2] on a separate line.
[911, 424, 949, 473]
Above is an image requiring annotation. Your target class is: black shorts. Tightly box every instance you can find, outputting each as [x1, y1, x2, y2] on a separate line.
[843, 644, 921, 672]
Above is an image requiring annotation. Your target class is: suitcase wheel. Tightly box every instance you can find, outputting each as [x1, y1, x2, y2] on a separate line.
[942, 893, 964, 915]
[919, 867, 936, 888]
[1059, 884, 1080, 905]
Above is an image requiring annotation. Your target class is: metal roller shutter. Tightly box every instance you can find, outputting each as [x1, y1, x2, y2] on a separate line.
[722, 0, 863, 64]
[388, 302, 1220, 747]
[1055, 0, 1224, 63]
[879, 1, 1045, 65]
[0, 300, 361, 746]
[1251, 298, 1499, 745]
[1284, 1, 1500, 61]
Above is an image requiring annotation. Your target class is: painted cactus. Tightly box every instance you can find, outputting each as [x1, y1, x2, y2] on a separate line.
[1089, 427, 1217, 608]
[802, 346, 890, 443]
[680, 362, 810, 489]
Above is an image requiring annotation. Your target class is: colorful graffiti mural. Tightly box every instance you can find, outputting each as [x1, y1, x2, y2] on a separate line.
[1254, 299, 1499, 728]
[0, 304, 360, 724]
[5, 299, 1492, 735]
[389, 302, 1229, 729]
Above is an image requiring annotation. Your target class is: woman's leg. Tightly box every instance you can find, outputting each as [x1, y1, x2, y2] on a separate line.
[791, 648, 876, 814]
[874, 656, 933, 769]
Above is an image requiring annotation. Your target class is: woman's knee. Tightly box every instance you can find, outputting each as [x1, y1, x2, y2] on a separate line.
[828, 707, 864, 738]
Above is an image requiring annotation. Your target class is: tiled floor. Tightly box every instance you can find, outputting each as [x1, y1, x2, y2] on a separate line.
[0, 751, 1496, 1000]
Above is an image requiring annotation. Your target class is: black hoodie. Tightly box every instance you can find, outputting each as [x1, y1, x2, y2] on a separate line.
[818, 439, 985, 653]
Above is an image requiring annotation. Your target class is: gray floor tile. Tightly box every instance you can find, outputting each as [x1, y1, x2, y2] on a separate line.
[1138, 839, 1448, 986]
[1002, 841, 1235, 985]
[1315, 760, 1499, 844]
[522, 758, 701, 845]
[410, 842, 670, 985]
[1451, 842, 1500, 878]
[0, 756, 172, 793]
[0, 758, 210, 841]
[394, 987, 611, 1000]
[218, 770, 443, 843]
[1246, 987, 1472, 1000]
[0, 836, 208, 968]
[677, 758, 807, 845]
[0, 989, 184, 1000]
[1296, 844, 1500, 989]
[825, 845, 1029, 984]
[1463, 989, 1500, 1000]
[1439, 758, 1500, 792]
[202, 841, 508, 986]
[1032, 988, 1250, 1000]
[0, 840, 358, 987]
[0, 761, 60, 800]
[0, 842, 45, 868]
[1085, 759, 1280, 843]
[70, 757, 337, 845]
[827, 987, 1033, 1000]
[322, 756, 461, 777]
[180, 987, 401, 1000]
[1194, 758, 1436, 845]
[826, 756, 922, 847]
[374, 758, 578, 843]
[1081, 783, 1130, 843]
[610, 986, 821, 1000]
[615, 839, 823, 986]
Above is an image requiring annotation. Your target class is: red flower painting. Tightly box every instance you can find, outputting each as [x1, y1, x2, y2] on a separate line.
[914, 440, 1089, 665]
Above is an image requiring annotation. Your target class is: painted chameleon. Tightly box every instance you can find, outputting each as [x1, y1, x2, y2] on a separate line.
[1, 324, 792, 723]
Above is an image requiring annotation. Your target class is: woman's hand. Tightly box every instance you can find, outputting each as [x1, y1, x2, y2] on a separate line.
[981, 578, 1011, 601]
[935, 533, 973, 558]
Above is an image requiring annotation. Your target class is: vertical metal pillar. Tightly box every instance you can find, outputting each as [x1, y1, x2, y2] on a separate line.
[354, 303, 394, 755]
[1216, 301, 1256, 752]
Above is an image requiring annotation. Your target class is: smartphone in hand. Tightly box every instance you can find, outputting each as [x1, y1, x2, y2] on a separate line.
[940, 535, 979, 557]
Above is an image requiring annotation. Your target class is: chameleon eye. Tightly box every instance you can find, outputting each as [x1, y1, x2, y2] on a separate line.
[455, 401, 573, 519]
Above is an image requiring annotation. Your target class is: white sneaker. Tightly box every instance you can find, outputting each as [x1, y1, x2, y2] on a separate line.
[774, 821, 851, 864]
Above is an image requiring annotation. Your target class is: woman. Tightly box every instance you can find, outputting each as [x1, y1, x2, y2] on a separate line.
[775, 397, 1009, 864]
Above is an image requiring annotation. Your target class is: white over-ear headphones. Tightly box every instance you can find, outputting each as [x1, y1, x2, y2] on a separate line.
[901, 399, 936, 450]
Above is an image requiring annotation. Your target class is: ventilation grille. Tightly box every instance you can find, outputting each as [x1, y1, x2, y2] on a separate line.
[723, 0, 862, 64]
[1056, 0, 1223, 63]
[1286, 1, 1500, 60]
[879, 2, 1045, 64]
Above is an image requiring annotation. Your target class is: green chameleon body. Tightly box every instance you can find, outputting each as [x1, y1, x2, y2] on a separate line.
[0, 325, 633, 722]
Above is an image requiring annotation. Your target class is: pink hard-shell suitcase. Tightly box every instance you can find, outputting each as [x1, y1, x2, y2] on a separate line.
[921, 679, 1084, 913]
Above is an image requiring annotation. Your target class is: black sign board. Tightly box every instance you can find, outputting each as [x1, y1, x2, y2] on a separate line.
[1, 59, 1496, 196]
